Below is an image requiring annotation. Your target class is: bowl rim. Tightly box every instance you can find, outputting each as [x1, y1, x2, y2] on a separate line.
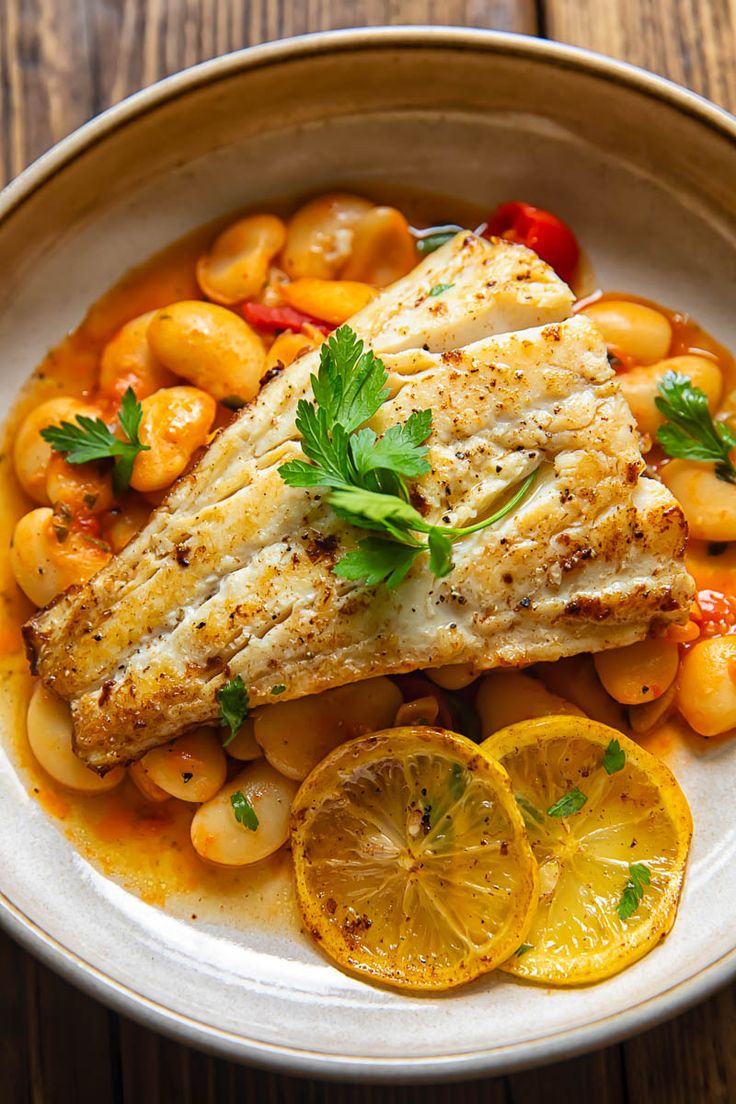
[1, 24, 735, 1082]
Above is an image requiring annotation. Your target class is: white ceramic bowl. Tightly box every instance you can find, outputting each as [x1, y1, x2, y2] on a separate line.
[1, 27, 736, 1082]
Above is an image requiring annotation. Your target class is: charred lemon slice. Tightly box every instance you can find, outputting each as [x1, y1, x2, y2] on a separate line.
[482, 715, 692, 985]
[290, 726, 538, 991]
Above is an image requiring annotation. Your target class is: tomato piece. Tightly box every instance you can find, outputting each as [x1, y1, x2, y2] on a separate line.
[692, 589, 736, 638]
[483, 201, 580, 284]
[242, 301, 332, 335]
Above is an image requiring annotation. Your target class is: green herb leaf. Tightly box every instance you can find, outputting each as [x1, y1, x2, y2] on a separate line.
[334, 537, 422, 588]
[217, 675, 249, 747]
[428, 282, 455, 297]
[349, 409, 433, 486]
[310, 325, 389, 434]
[603, 738, 626, 775]
[286, 402, 353, 489]
[515, 943, 533, 957]
[415, 228, 464, 255]
[547, 787, 588, 818]
[280, 325, 539, 588]
[617, 862, 651, 920]
[270, 684, 286, 695]
[40, 386, 149, 494]
[328, 485, 429, 537]
[427, 527, 454, 577]
[230, 790, 259, 831]
[656, 371, 736, 484]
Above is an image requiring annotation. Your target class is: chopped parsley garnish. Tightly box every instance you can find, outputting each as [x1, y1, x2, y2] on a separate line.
[40, 386, 149, 494]
[270, 683, 286, 695]
[617, 862, 651, 920]
[603, 738, 626, 775]
[515, 943, 533, 957]
[279, 326, 538, 588]
[217, 675, 249, 747]
[547, 787, 588, 818]
[231, 790, 259, 831]
[656, 371, 736, 484]
[414, 226, 464, 255]
[428, 282, 455, 297]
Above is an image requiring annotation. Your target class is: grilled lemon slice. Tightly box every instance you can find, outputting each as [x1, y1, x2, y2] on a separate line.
[290, 726, 538, 991]
[482, 715, 692, 985]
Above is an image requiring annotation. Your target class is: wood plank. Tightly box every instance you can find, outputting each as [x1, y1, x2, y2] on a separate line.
[0, 0, 537, 188]
[622, 983, 736, 1104]
[507, 1044, 627, 1104]
[544, 0, 736, 112]
[22, 954, 117, 1104]
[0, 931, 31, 1104]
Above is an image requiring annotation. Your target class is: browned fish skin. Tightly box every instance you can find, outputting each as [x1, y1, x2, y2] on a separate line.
[24, 238, 693, 770]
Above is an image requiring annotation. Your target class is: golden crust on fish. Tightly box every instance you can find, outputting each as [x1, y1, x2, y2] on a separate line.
[24, 241, 692, 770]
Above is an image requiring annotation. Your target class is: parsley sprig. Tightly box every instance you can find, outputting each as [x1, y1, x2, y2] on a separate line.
[217, 675, 249, 747]
[40, 387, 149, 494]
[279, 325, 538, 588]
[656, 371, 736, 484]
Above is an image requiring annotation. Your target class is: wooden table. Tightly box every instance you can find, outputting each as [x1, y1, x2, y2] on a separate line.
[1, 2, 735, 1101]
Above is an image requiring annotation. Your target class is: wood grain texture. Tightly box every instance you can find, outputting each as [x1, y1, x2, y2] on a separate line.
[1, 2, 735, 1102]
[546, 0, 736, 111]
[0, 0, 536, 187]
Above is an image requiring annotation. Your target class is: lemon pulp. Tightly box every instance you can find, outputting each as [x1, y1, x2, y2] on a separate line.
[482, 715, 692, 985]
[291, 726, 538, 991]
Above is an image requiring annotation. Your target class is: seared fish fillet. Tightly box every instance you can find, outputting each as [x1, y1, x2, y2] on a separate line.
[25, 241, 692, 769]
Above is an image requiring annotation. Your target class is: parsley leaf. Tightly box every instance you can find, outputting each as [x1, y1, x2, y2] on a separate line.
[427, 527, 454, 577]
[603, 738, 626, 775]
[617, 862, 651, 920]
[334, 537, 422, 588]
[515, 943, 533, 957]
[310, 325, 389, 434]
[429, 282, 455, 297]
[217, 675, 249, 747]
[270, 684, 286, 695]
[349, 409, 432, 488]
[231, 790, 259, 831]
[280, 325, 539, 588]
[327, 486, 429, 539]
[656, 371, 736, 484]
[547, 787, 588, 818]
[415, 227, 464, 255]
[40, 386, 149, 494]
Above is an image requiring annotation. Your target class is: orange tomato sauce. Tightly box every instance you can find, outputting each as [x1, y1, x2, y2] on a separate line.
[2, 193, 734, 921]
[0, 189, 486, 923]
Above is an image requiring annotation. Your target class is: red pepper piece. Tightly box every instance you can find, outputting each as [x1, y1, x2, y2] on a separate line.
[242, 301, 332, 335]
[483, 201, 580, 284]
